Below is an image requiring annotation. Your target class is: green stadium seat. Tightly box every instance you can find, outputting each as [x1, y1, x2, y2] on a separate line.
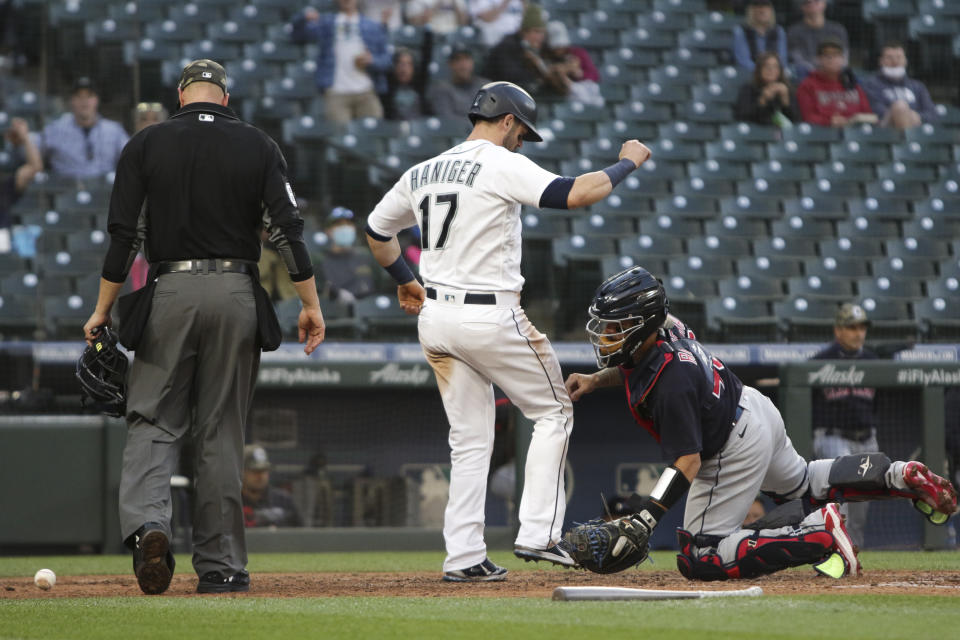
[768, 140, 829, 164]
[876, 163, 935, 183]
[639, 215, 701, 238]
[857, 276, 924, 302]
[737, 177, 799, 198]
[773, 297, 838, 342]
[673, 176, 735, 198]
[614, 101, 673, 124]
[0, 294, 40, 340]
[661, 273, 713, 329]
[719, 195, 781, 220]
[927, 178, 960, 199]
[854, 297, 918, 341]
[207, 20, 264, 44]
[596, 121, 658, 144]
[872, 256, 939, 281]
[753, 236, 819, 260]
[354, 294, 417, 341]
[864, 179, 928, 201]
[521, 210, 570, 240]
[892, 141, 952, 165]
[689, 159, 750, 181]
[42, 293, 92, 339]
[829, 140, 891, 165]
[925, 275, 960, 299]
[720, 122, 780, 144]
[916, 296, 960, 340]
[678, 101, 732, 125]
[705, 140, 762, 164]
[676, 28, 732, 59]
[752, 160, 812, 183]
[551, 235, 618, 267]
[39, 250, 102, 279]
[842, 123, 903, 145]
[620, 26, 677, 50]
[704, 216, 767, 239]
[668, 255, 735, 279]
[819, 236, 885, 260]
[788, 275, 854, 302]
[815, 161, 875, 184]
[618, 233, 686, 261]
[716, 274, 783, 301]
[183, 40, 243, 62]
[659, 121, 716, 143]
[836, 217, 900, 239]
[804, 256, 870, 280]
[801, 178, 862, 199]
[169, 3, 227, 25]
[737, 255, 803, 279]
[689, 233, 751, 258]
[705, 297, 779, 343]
[863, 0, 914, 52]
[903, 214, 960, 239]
[631, 82, 690, 105]
[654, 194, 717, 219]
[571, 214, 635, 238]
[913, 196, 960, 218]
[770, 216, 834, 240]
[601, 255, 667, 280]
[783, 195, 848, 220]
[845, 197, 911, 221]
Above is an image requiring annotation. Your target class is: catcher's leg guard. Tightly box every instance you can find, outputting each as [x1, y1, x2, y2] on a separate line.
[744, 499, 811, 531]
[676, 528, 834, 581]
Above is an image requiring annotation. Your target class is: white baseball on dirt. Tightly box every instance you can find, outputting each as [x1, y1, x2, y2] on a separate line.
[34, 568, 56, 590]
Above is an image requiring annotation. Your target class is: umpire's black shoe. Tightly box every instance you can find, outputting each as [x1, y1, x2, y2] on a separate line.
[133, 524, 174, 595]
[197, 570, 251, 594]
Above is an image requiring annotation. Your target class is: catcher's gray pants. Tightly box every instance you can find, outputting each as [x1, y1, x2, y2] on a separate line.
[118, 271, 259, 578]
[683, 386, 838, 561]
[812, 429, 878, 548]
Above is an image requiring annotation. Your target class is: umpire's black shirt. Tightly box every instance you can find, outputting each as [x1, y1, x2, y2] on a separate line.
[102, 102, 313, 283]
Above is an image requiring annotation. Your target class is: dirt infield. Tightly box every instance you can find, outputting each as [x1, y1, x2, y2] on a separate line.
[3, 569, 960, 599]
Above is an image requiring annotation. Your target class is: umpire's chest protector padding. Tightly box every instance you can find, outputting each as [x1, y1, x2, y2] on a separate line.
[827, 453, 891, 491]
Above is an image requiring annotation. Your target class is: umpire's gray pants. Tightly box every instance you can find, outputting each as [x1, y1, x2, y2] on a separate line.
[118, 271, 259, 578]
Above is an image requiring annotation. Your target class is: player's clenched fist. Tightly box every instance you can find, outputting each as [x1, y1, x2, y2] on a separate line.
[619, 140, 651, 169]
[398, 280, 426, 315]
[565, 372, 598, 401]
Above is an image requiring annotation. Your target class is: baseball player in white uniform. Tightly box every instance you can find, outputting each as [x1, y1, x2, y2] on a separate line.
[365, 81, 651, 581]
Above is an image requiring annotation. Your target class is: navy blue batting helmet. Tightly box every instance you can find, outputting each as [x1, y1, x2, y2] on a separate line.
[468, 81, 543, 142]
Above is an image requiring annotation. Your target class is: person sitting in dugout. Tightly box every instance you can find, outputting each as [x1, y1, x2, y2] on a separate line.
[559, 266, 958, 580]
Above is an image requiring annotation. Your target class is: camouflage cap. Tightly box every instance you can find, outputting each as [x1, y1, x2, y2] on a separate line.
[178, 59, 228, 93]
[243, 444, 271, 471]
[835, 303, 869, 327]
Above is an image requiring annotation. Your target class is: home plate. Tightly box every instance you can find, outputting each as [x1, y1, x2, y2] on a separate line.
[552, 585, 764, 601]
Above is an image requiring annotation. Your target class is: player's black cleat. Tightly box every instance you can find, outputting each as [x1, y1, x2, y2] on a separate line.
[442, 558, 508, 582]
[514, 540, 578, 568]
[197, 570, 251, 593]
[133, 526, 174, 595]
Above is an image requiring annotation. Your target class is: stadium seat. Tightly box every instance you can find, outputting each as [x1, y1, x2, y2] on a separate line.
[803, 256, 870, 280]
[552, 235, 618, 267]
[845, 197, 912, 221]
[661, 273, 713, 329]
[653, 195, 717, 219]
[927, 178, 960, 200]
[688, 234, 751, 258]
[673, 176, 735, 198]
[863, 0, 914, 54]
[659, 121, 716, 143]
[144, 19, 204, 44]
[691, 81, 739, 105]
[788, 275, 854, 302]
[902, 214, 959, 239]
[719, 195, 781, 220]
[613, 101, 673, 124]
[782, 195, 847, 220]
[590, 192, 654, 218]
[770, 216, 834, 240]
[753, 236, 819, 260]
[783, 123, 842, 144]
[571, 214, 635, 238]
[842, 122, 903, 145]
[925, 275, 960, 299]
[737, 177, 799, 198]
[717, 274, 783, 301]
[620, 25, 677, 50]
[354, 294, 417, 341]
[668, 255, 735, 280]
[719, 122, 780, 144]
[884, 236, 950, 261]
[600, 255, 667, 280]
[856, 276, 924, 302]
[864, 179, 928, 201]
[206, 21, 263, 44]
[854, 297, 918, 341]
[639, 215, 702, 238]
[737, 255, 803, 280]
[42, 293, 92, 339]
[703, 216, 767, 239]
[814, 161, 875, 184]
[0, 294, 40, 339]
[914, 296, 960, 340]
[773, 297, 838, 342]
[676, 28, 732, 60]
[871, 256, 939, 281]
[679, 101, 733, 125]
[768, 140, 828, 164]
[753, 160, 813, 183]
[913, 196, 960, 218]
[618, 234, 686, 261]
[892, 140, 952, 165]
[688, 159, 750, 181]
[836, 216, 899, 240]
[706, 141, 762, 164]
[169, 3, 226, 25]
[182, 40, 243, 63]
[819, 236, 886, 260]
[705, 297, 779, 343]
[800, 178, 862, 199]
[829, 140, 890, 165]
[521, 210, 570, 240]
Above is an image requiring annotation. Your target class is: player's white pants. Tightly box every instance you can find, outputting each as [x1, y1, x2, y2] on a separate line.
[812, 429, 878, 548]
[683, 386, 837, 555]
[418, 291, 572, 572]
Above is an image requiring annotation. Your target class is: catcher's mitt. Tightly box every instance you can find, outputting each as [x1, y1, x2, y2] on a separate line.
[564, 515, 651, 574]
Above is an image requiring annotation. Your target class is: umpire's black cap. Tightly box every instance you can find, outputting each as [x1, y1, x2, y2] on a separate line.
[178, 59, 228, 93]
[468, 81, 543, 142]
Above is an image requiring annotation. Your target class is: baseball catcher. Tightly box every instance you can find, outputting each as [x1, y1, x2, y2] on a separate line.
[562, 266, 958, 580]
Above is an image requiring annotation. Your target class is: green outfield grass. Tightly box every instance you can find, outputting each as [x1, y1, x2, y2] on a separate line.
[2, 552, 959, 640]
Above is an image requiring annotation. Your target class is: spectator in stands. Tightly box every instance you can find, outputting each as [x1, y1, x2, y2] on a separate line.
[132, 102, 168, 134]
[362, 0, 403, 32]
[382, 37, 433, 121]
[734, 52, 798, 127]
[483, 4, 569, 99]
[431, 47, 488, 119]
[406, 0, 469, 37]
[470, 0, 525, 48]
[796, 39, 876, 128]
[0, 117, 42, 254]
[318, 206, 376, 302]
[258, 228, 299, 303]
[732, 0, 788, 72]
[862, 42, 937, 131]
[242, 445, 303, 528]
[787, 0, 849, 80]
[36, 77, 128, 180]
[809, 303, 877, 548]
[290, 0, 391, 126]
[544, 21, 603, 107]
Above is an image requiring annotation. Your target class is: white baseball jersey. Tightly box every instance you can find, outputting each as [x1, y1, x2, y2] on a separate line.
[367, 139, 559, 292]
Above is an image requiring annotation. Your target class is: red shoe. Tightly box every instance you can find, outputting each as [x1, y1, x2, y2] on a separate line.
[903, 462, 959, 523]
[821, 503, 860, 577]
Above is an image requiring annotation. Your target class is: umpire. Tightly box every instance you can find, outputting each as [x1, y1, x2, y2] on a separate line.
[83, 59, 325, 595]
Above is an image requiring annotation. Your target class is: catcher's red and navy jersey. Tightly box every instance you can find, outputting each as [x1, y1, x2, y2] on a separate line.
[622, 333, 744, 462]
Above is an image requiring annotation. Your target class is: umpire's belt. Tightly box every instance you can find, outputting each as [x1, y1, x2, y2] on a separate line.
[157, 259, 255, 276]
[425, 286, 519, 307]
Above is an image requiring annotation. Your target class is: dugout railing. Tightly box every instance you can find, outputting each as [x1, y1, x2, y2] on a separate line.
[780, 360, 960, 550]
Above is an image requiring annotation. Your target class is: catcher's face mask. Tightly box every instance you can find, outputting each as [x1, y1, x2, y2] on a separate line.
[586, 314, 646, 369]
[76, 327, 129, 417]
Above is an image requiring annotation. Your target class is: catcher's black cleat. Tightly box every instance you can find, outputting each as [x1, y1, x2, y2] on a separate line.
[514, 540, 578, 568]
[133, 526, 174, 595]
[442, 559, 508, 582]
[197, 570, 251, 594]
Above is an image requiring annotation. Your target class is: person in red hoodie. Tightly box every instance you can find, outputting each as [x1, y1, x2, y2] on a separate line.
[796, 39, 877, 128]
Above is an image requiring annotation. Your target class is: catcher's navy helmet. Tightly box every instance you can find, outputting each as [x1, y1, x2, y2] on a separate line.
[587, 267, 669, 368]
[76, 327, 129, 417]
[468, 81, 543, 142]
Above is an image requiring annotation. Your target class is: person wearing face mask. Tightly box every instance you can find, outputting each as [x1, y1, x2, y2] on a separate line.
[318, 206, 376, 303]
[861, 42, 937, 131]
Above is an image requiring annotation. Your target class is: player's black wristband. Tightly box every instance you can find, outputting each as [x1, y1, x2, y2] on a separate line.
[602, 158, 636, 187]
[384, 255, 415, 285]
[626, 465, 691, 525]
